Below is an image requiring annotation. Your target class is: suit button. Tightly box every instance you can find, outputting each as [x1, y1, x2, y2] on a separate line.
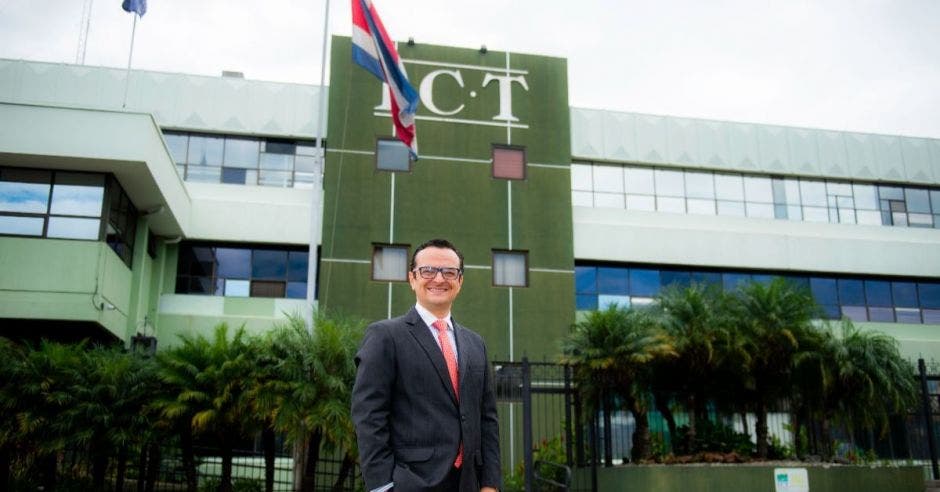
[461, 414, 466, 422]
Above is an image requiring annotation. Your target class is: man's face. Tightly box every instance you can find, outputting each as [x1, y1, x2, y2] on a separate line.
[409, 246, 463, 314]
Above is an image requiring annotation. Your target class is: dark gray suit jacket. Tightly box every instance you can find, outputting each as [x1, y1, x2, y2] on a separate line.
[352, 307, 501, 491]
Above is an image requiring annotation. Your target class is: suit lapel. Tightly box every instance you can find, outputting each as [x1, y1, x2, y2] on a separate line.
[454, 321, 471, 392]
[405, 308, 458, 405]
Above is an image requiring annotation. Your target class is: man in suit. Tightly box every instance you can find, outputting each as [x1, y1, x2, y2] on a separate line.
[352, 238, 501, 492]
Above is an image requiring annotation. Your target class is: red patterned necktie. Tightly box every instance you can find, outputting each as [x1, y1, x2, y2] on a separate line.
[432, 319, 463, 468]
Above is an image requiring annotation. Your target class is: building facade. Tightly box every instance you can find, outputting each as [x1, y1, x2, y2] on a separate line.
[2, 36, 940, 468]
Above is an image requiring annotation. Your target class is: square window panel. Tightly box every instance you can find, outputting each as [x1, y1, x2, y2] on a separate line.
[598, 294, 631, 310]
[376, 139, 411, 172]
[592, 165, 623, 193]
[661, 271, 691, 289]
[786, 205, 802, 221]
[0, 215, 44, 236]
[924, 309, 940, 325]
[691, 272, 722, 287]
[685, 172, 714, 199]
[856, 210, 883, 226]
[841, 305, 868, 322]
[593, 192, 625, 209]
[46, 216, 99, 240]
[260, 153, 293, 171]
[687, 199, 716, 215]
[186, 166, 222, 183]
[597, 267, 628, 295]
[892, 282, 919, 308]
[626, 195, 656, 211]
[164, 133, 188, 163]
[288, 251, 310, 282]
[191, 276, 223, 295]
[717, 200, 746, 217]
[373, 245, 408, 281]
[571, 164, 592, 191]
[745, 202, 774, 219]
[743, 177, 773, 203]
[284, 282, 307, 299]
[572, 191, 593, 207]
[853, 184, 879, 210]
[223, 138, 260, 168]
[868, 307, 895, 323]
[837, 279, 865, 304]
[259, 170, 290, 187]
[891, 212, 908, 226]
[629, 269, 660, 296]
[906, 189, 931, 213]
[837, 208, 856, 224]
[826, 182, 852, 196]
[187, 135, 224, 166]
[225, 279, 250, 297]
[919, 283, 940, 309]
[295, 155, 318, 173]
[493, 250, 527, 287]
[0, 181, 50, 214]
[493, 146, 525, 180]
[250, 280, 286, 298]
[657, 197, 685, 213]
[800, 181, 827, 206]
[252, 249, 288, 280]
[575, 266, 598, 294]
[864, 280, 893, 307]
[50, 174, 105, 217]
[820, 304, 841, 319]
[910, 213, 933, 227]
[714, 174, 744, 201]
[802, 206, 829, 223]
[654, 169, 684, 197]
[625, 167, 655, 194]
[774, 204, 788, 219]
[216, 248, 251, 279]
[576, 294, 598, 311]
[222, 168, 247, 184]
[895, 308, 922, 324]
[811, 278, 838, 305]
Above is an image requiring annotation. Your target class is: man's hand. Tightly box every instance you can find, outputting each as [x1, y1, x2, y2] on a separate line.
[481, 487, 498, 492]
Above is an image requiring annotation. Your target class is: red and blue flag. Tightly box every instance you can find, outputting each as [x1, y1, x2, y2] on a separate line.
[351, 0, 419, 158]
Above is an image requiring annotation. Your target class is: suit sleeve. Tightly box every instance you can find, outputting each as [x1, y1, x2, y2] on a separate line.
[480, 342, 502, 489]
[351, 324, 396, 491]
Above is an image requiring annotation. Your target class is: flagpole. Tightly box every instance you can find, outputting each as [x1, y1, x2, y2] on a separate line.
[121, 13, 138, 109]
[306, 0, 331, 332]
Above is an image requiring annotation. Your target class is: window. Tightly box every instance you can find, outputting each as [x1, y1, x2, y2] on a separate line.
[572, 162, 940, 230]
[164, 131, 319, 187]
[493, 250, 527, 287]
[492, 145, 526, 180]
[175, 242, 308, 298]
[376, 138, 411, 172]
[0, 167, 138, 267]
[372, 244, 408, 281]
[575, 262, 940, 325]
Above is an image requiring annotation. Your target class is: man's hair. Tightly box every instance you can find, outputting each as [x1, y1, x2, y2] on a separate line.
[410, 238, 465, 272]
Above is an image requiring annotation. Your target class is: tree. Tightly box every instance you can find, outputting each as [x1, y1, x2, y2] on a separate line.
[262, 311, 364, 492]
[561, 305, 676, 462]
[734, 278, 819, 458]
[155, 324, 255, 492]
[653, 284, 747, 453]
[795, 320, 917, 458]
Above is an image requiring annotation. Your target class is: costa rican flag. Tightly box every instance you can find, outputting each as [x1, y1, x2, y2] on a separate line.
[352, 0, 419, 158]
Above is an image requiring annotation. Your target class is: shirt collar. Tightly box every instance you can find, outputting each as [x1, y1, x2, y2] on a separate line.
[414, 303, 452, 331]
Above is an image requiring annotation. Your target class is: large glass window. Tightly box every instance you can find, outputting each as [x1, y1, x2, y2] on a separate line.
[572, 162, 940, 230]
[175, 242, 309, 299]
[165, 131, 320, 187]
[576, 262, 939, 325]
[1, 167, 137, 266]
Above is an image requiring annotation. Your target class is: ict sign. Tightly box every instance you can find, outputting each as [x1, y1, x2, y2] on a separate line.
[374, 59, 530, 129]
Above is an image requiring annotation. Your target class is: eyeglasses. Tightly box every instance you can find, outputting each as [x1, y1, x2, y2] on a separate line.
[413, 266, 462, 280]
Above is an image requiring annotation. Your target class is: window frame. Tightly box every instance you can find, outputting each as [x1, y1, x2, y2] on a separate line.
[374, 137, 413, 173]
[371, 243, 411, 282]
[492, 249, 529, 287]
[491, 144, 527, 181]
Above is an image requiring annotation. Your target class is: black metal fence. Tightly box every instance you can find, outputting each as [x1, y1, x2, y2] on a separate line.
[494, 357, 940, 492]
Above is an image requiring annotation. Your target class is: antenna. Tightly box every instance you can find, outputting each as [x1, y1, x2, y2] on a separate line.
[75, 0, 94, 64]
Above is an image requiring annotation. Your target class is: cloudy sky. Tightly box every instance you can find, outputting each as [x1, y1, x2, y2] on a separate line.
[1, 0, 938, 138]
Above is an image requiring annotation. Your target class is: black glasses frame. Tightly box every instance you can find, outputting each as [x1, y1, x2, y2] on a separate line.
[413, 266, 463, 280]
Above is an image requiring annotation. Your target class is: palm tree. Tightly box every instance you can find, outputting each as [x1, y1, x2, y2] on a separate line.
[155, 324, 255, 492]
[796, 320, 917, 459]
[653, 284, 746, 453]
[561, 305, 676, 461]
[263, 311, 364, 492]
[0, 338, 23, 490]
[734, 278, 819, 459]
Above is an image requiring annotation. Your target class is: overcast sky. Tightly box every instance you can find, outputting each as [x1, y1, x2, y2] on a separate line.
[1, 0, 938, 138]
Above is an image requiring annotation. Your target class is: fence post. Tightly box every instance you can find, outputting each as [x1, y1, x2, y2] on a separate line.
[919, 358, 940, 480]
[591, 410, 599, 492]
[564, 364, 574, 467]
[522, 357, 534, 492]
[574, 379, 584, 467]
[602, 393, 613, 467]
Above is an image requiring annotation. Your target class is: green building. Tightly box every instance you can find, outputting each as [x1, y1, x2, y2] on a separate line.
[2, 36, 940, 469]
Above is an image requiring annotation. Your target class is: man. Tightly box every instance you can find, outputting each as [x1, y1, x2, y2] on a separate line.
[352, 238, 501, 492]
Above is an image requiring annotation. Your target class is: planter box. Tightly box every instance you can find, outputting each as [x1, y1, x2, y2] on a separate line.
[572, 464, 923, 492]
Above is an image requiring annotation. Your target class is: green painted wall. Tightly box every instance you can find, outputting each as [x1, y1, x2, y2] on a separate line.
[321, 36, 574, 361]
[0, 237, 131, 338]
[576, 464, 923, 492]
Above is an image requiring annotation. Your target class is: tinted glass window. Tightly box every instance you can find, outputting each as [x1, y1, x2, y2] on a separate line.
[252, 249, 288, 280]
[864, 280, 892, 307]
[629, 269, 660, 296]
[810, 278, 838, 305]
[575, 266, 597, 294]
[892, 282, 918, 308]
[597, 267, 628, 295]
[837, 279, 865, 305]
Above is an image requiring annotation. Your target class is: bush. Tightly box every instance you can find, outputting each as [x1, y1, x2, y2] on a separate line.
[676, 419, 754, 456]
